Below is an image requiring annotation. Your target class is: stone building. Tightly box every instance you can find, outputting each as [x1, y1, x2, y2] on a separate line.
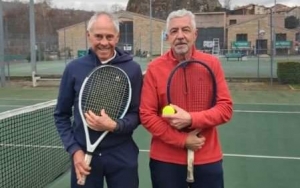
[57, 9, 299, 58]
[194, 12, 226, 52]
[227, 14, 299, 55]
[57, 10, 167, 58]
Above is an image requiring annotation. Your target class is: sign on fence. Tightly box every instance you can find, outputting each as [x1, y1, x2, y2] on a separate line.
[77, 50, 87, 57]
[275, 41, 292, 49]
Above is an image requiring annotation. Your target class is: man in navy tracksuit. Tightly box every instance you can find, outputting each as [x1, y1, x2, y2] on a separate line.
[54, 11, 142, 188]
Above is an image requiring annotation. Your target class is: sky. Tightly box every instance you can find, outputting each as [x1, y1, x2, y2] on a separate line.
[50, 0, 300, 11]
[7, 0, 300, 11]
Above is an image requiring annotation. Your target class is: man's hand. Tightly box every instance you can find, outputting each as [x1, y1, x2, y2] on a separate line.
[162, 104, 192, 130]
[73, 150, 91, 183]
[185, 129, 205, 151]
[85, 109, 117, 132]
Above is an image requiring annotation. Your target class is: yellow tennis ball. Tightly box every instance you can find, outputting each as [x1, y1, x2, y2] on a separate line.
[162, 105, 175, 115]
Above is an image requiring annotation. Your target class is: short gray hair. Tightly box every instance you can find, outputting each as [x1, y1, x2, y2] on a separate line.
[166, 9, 196, 33]
[87, 11, 120, 33]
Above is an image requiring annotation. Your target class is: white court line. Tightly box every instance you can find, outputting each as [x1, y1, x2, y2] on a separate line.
[223, 153, 300, 160]
[139, 150, 300, 160]
[1, 145, 299, 160]
[0, 98, 51, 101]
[0, 105, 26, 107]
[234, 110, 300, 114]
[234, 102, 300, 106]
[0, 143, 63, 149]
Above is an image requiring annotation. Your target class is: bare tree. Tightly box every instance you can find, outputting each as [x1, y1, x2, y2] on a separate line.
[110, 3, 125, 13]
[35, 0, 52, 8]
[224, 0, 231, 10]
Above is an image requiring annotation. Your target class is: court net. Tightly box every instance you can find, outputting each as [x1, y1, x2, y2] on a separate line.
[0, 100, 70, 188]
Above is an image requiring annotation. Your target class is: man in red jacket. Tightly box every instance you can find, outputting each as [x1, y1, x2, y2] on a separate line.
[139, 9, 233, 188]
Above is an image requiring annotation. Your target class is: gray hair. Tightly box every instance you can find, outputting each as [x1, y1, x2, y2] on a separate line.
[87, 11, 120, 33]
[166, 9, 196, 33]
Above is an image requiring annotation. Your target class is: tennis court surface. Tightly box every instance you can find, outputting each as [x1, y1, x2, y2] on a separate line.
[1, 74, 300, 188]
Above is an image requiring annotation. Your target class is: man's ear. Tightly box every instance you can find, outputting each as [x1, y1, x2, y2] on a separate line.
[195, 29, 198, 39]
[116, 33, 120, 43]
[165, 33, 169, 41]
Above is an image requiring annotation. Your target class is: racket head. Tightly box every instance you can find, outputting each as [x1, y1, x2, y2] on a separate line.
[79, 65, 132, 122]
[166, 59, 217, 183]
[166, 60, 217, 113]
[77, 65, 132, 185]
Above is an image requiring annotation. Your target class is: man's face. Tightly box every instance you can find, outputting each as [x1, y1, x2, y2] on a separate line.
[87, 15, 119, 61]
[166, 15, 197, 55]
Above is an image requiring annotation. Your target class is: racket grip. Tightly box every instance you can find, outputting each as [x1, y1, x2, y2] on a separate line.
[77, 154, 93, 185]
[186, 149, 195, 183]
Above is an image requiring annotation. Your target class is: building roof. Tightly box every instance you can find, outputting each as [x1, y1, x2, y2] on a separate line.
[227, 15, 267, 28]
[285, 6, 300, 13]
[233, 4, 255, 10]
[194, 11, 226, 15]
[227, 14, 299, 32]
[116, 10, 166, 23]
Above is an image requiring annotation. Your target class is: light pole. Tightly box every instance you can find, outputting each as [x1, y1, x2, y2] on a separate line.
[257, 20, 261, 79]
[149, 0, 153, 57]
[0, 0, 5, 87]
[29, 0, 37, 73]
[257, 21, 266, 80]
[270, 0, 276, 85]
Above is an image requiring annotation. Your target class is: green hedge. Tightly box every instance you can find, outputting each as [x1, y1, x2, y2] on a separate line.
[277, 61, 300, 84]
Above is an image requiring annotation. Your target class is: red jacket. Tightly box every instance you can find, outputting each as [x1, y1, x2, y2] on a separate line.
[139, 48, 233, 165]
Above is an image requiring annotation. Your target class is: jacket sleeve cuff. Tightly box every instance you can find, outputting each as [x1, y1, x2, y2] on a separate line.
[190, 112, 203, 129]
[113, 120, 123, 133]
[67, 144, 82, 156]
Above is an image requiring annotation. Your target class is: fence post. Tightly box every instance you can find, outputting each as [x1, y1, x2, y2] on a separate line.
[0, 0, 6, 87]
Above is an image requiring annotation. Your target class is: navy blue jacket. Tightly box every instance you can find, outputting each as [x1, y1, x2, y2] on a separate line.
[54, 48, 143, 156]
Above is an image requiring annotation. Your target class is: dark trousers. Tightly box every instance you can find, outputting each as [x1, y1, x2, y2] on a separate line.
[150, 158, 224, 188]
[71, 140, 139, 188]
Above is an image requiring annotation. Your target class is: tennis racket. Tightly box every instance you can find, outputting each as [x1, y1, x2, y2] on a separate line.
[166, 59, 217, 183]
[77, 65, 132, 185]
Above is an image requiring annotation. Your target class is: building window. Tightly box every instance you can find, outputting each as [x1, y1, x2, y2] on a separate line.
[236, 34, 248, 41]
[229, 19, 237, 25]
[276, 33, 286, 41]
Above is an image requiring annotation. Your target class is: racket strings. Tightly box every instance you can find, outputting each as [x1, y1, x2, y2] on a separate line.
[81, 67, 130, 120]
[183, 67, 188, 95]
[169, 63, 215, 112]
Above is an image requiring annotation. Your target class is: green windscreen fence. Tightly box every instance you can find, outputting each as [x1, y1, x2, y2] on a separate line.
[0, 100, 71, 187]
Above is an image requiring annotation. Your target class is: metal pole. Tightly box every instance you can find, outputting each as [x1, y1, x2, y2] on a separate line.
[149, 0, 153, 57]
[0, 0, 5, 87]
[29, 0, 37, 73]
[84, 21, 88, 51]
[270, 10, 273, 85]
[257, 20, 260, 80]
[139, 33, 142, 62]
[270, 1, 276, 85]
[274, 0, 276, 57]
[161, 30, 163, 55]
[273, 0, 276, 78]
[64, 28, 67, 65]
[125, 22, 128, 47]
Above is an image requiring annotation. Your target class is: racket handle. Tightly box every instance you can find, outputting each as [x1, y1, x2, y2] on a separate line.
[77, 154, 93, 185]
[186, 149, 195, 183]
